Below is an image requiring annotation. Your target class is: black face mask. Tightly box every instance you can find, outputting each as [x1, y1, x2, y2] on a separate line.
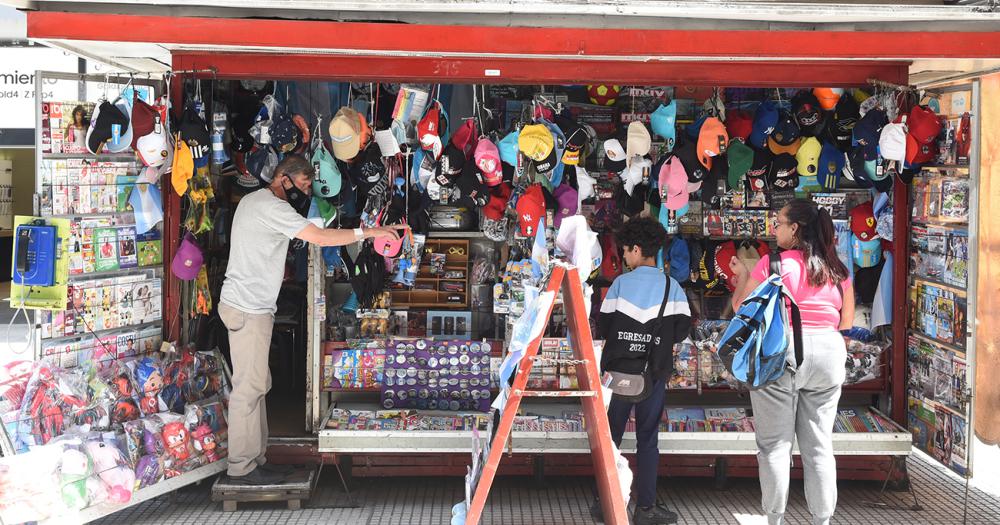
[284, 176, 311, 217]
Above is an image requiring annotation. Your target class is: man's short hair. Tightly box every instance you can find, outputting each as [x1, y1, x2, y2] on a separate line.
[274, 154, 315, 180]
[616, 217, 667, 258]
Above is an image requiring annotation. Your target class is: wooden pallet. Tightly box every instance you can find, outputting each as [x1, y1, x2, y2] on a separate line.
[211, 468, 315, 512]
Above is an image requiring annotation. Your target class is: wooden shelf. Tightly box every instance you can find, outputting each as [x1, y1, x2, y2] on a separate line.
[392, 239, 470, 308]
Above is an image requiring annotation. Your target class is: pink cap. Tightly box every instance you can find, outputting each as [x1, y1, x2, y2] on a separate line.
[474, 139, 503, 186]
[663, 158, 689, 211]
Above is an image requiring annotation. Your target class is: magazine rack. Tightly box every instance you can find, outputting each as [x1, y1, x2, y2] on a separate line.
[464, 264, 628, 525]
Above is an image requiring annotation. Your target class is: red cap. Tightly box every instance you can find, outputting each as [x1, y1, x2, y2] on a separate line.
[905, 132, 938, 166]
[725, 110, 753, 143]
[451, 119, 478, 158]
[483, 183, 513, 221]
[713, 241, 739, 292]
[908, 106, 942, 145]
[849, 201, 878, 241]
[516, 184, 546, 237]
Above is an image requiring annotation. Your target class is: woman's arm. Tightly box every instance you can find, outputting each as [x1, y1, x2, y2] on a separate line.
[839, 279, 855, 330]
[728, 255, 762, 311]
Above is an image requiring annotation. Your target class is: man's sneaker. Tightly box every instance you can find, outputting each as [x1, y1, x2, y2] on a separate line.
[226, 466, 285, 486]
[633, 504, 678, 525]
[258, 463, 297, 476]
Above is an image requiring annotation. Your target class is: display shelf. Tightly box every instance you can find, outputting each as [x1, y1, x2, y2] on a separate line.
[908, 331, 967, 356]
[317, 403, 911, 456]
[51, 461, 227, 524]
[908, 276, 968, 296]
[429, 231, 486, 239]
[41, 153, 139, 161]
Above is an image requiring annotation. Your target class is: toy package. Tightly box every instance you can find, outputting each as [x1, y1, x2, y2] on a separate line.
[185, 400, 229, 464]
[128, 356, 168, 416]
[15, 361, 89, 448]
[84, 432, 135, 504]
[161, 350, 196, 413]
[102, 360, 142, 427]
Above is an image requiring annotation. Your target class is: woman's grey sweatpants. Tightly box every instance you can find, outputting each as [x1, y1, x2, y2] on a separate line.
[749, 330, 847, 525]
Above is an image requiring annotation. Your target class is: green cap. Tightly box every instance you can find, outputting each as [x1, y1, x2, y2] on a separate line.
[727, 140, 754, 190]
[315, 196, 337, 226]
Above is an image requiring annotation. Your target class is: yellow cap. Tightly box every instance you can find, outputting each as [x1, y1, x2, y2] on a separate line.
[795, 137, 822, 176]
[517, 124, 554, 162]
[171, 137, 194, 196]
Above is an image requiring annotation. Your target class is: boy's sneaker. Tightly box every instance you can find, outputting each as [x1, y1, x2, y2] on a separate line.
[589, 498, 603, 522]
[633, 504, 678, 525]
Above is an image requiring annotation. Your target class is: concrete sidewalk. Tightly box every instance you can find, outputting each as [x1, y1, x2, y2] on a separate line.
[93, 450, 1000, 525]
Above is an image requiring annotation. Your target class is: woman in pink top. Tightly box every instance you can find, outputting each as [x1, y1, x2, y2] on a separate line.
[729, 198, 855, 525]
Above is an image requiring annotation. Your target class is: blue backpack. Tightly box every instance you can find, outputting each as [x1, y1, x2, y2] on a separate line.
[717, 249, 803, 390]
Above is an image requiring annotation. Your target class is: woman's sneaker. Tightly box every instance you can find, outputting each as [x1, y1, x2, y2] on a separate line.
[633, 504, 678, 525]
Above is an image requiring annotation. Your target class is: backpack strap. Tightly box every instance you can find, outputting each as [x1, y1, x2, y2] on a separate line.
[771, 248, 804, 369]
[643, 273, 673, 372]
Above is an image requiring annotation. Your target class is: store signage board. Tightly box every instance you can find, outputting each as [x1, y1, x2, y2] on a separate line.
[0, 47, 82, 145]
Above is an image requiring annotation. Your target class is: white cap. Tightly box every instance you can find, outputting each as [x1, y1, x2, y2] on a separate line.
[137, 131, 169, 167]
[879, 120, 907, 162]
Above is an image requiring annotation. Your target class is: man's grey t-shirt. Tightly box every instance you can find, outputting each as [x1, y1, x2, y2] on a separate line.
[220, 188, 311, 314]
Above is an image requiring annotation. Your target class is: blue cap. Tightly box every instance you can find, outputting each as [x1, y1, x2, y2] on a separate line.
[667, 237, 690, 284]
[749, 100, 779, 149]
[817, 141, 844, 190]
[542, 120, 567, 187]
[498, 130, 520, 166]
[685, 115, 707, 140]
[851, 109, 887, 160]
[651, 101, 677, 150]
[851, 235, 882, 268]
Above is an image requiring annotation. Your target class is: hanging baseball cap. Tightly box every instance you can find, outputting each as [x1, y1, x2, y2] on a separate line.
[136, 129, 170, 168]
[474, 138, 503, 186]
[129, 95, 159, 150]
[661, 157, 689, 211]
[518, 123, 555, 162]
[553, 184, 579, 228]
[879, 119, 908, 162]
[666, 237, 690, 284]
[851, 235, 883, 268]
[725, 109, 753, 144]
[540, 120, 567, 184]
[417, 103, 447, 160]
[554, 115, 587, 166]
[727, 140, 754, 190]
[769, 153, 799, 191]
[852, 108, 888, 161]
[713, 240, 739, 292]
[749, 100, 779, 149]
[745, 146, 772, 193]
[603, 138, 627, 173]
[826, 94, 860, 152]
[767, 111, 801, 155]
[673, 140, 707, 184]
[179, 103, 210, 159]
[270, 114, 300, 154]
[622, 156, 650, 196]
[105, 94, 134, 154]
[625, 121, 652, 166]
[330, 107, 364, 161]
[685, 115, 707, 141]
[498, 130, 520, 166]
[516, 184, 546, 237]
[816, 142, 844, 190]
[902, 133, 938, 183]
[450, 119, 478, 158]
[849, 201, 878, 241]
[170, 137, 194, 196]
[245, 144, 278, 184]
[650, 101, 678, 149]
[792, 91, 826, 137]
[171, 233, 203, 281]
[796, 136, 822, 176]
[697, 117, 728, 169]
[86, 100, 129, 155]
[813, 88, 843, 111]
[908, 105, 942, 145]
[455, 163, 489, 208]
[434, 144, 465, 186]
[311, 146, 342, 198]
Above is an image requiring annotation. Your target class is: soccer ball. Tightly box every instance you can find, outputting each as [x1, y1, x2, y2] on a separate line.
[587, 85, 621, 106]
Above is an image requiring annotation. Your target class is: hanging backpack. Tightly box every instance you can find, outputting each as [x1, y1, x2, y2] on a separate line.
[716, 249, 803, 390]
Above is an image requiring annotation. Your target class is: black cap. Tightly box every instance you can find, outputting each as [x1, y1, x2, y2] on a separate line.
[674, 140, 707, 183]
[179, 102, 211, 158]
[792, 91, 826, 137]
[769, 153, 799, 191]
[826, 94, 860, 152]
[455, 163, 490, 208]
[745, 146, 772, 192]
[86, 100, 129, 155]
[434, 144, 465, 186]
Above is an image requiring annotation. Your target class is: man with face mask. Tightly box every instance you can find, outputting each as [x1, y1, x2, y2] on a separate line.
[219, 154, 407, 485]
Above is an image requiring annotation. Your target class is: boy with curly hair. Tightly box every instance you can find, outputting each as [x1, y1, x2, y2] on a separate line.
[595, 217, 691, 524]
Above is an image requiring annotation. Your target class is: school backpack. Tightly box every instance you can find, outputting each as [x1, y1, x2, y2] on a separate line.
[716, 249, 803, 390]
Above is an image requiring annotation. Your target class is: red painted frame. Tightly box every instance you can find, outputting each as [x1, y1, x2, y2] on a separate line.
[26, 10, 916, 425]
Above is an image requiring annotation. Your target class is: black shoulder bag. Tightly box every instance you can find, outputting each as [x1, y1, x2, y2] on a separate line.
[604, 274, 672, 403]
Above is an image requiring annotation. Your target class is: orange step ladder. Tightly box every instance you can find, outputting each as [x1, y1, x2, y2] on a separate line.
[464, 264, 629, 525]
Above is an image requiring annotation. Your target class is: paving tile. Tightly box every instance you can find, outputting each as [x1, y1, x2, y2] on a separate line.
[94, 451, 1000, 525]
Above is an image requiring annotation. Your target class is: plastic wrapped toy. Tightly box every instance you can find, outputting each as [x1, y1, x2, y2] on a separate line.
[161, 350, 195, 413]
[103, 361, 141, 427]
[85, 434, 135, 505]
[129, 356, 167, 416]
[191, 423, 220, 463]
[56, 439, 93, 510]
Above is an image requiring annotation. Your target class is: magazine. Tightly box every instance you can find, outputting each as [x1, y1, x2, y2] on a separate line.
[939, 178, 970, 221]
[93, 227, 120, 272]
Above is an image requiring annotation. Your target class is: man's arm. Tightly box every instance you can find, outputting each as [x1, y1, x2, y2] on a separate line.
[294, 223, 409, 247]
